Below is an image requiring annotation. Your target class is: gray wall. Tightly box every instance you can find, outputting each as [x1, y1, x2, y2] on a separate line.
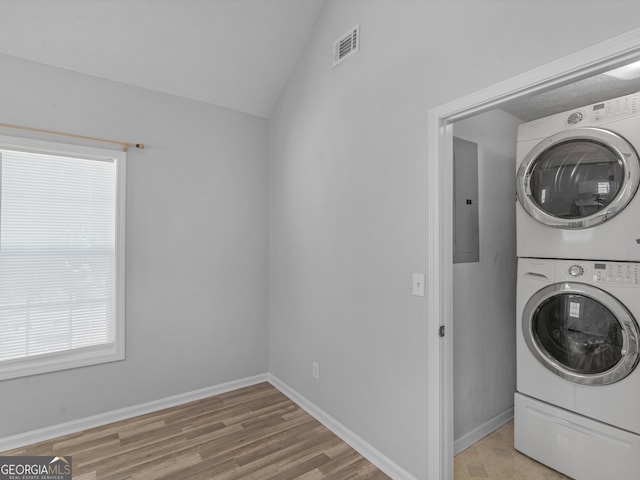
[267, 1, 640, 478]
[452, 110, 522, 442]
[0, 54, 268, 436]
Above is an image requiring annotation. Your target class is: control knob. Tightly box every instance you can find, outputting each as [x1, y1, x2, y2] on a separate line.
[567, 112, 584, 125]
[568, 265, 584, 277]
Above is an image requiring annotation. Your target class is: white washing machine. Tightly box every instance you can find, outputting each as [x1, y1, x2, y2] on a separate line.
[516, 91, 640, 261]
[516, 257, 640, 480]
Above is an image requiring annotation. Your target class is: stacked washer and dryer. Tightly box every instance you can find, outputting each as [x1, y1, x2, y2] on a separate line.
[514, 92, 640, 479]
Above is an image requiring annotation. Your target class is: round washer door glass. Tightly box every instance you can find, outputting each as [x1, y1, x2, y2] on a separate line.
[523, 283, 640, 385]
[516, 127, 640, 229]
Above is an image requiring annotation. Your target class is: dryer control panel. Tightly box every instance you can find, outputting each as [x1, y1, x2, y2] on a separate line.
[558, 93, 640, 127]
[517, 91, 640, 142]
[554, 260, 640, 286]
[590, 93, 640, 123]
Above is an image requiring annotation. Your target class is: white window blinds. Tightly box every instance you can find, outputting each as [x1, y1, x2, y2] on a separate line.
[0, 139, 125, 379]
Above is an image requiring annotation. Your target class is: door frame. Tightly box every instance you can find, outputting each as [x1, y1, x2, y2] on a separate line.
[426, 27, 640, 480]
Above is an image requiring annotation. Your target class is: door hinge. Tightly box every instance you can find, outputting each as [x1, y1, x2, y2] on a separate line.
[439, 325, 445, 338]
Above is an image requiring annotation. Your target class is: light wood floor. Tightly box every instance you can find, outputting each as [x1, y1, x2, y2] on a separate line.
[2, 382, 389, 480]
[454, 420, 570, 480]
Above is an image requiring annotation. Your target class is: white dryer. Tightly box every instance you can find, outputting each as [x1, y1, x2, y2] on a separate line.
[516, 92, 640, 261]
[516, 257, 640, 480]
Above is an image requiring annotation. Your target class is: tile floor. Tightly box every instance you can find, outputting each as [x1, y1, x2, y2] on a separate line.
[454, 420, 571, 479]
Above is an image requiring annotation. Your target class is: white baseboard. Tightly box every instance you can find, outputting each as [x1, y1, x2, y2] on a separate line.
[454, 407, 514, 455]
[268, 374, 419, 480]
[0, 373, 268, 452]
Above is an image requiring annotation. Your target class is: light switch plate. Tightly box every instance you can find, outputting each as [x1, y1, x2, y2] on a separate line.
[412, 273, 425, 297]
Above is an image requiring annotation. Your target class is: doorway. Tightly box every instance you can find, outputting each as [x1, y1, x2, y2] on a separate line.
[425, 28, 640, 480]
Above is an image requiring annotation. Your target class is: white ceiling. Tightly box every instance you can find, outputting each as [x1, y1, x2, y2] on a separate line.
[0, 0, 326, 118]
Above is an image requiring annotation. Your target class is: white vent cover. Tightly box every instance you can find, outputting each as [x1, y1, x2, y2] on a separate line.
[332, 24, 360, 67]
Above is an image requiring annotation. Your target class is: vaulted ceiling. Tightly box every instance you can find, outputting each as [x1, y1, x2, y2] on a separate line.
[4, 1, 640, 123]
[0, 0, 326, 118]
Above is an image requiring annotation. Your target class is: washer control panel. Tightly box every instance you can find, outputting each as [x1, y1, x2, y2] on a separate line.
[592, 262, 640, 285]
[556, 260, 640, 286]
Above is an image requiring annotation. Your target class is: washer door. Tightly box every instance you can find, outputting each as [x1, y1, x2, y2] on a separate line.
[516, 127, 640, 229]
[523, 282, 640, 385]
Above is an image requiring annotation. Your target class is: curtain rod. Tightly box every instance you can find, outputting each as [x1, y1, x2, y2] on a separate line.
[0, 123, 144, 151]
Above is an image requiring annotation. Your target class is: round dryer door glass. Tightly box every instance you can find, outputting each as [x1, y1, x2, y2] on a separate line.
[529, 141, 624, 219]
[516, 127, 640, 229]
[523, 283, 640, 385]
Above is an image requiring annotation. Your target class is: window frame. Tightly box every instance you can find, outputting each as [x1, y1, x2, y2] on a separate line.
[0, 134, 126, 380]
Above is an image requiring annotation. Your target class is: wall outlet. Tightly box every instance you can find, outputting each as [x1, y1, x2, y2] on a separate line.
[312, 361, 319, 379]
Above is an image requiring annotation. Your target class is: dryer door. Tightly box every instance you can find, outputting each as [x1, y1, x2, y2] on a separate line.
[516, 127, 640, 229]
[523, 282, 640, 385]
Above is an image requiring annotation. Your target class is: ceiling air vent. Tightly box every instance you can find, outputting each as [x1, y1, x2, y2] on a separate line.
[333, 24, 360, 67]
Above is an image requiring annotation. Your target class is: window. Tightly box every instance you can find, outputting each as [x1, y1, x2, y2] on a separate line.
[0, 135, 125, 380]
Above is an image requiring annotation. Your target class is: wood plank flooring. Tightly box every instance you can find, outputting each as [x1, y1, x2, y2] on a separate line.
[2, 382, 389, 480]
